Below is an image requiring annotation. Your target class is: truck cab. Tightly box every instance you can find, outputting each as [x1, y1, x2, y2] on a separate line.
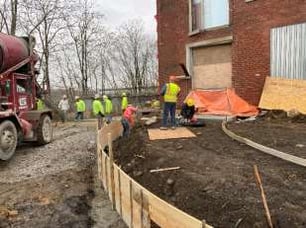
[0, 33, 53, 160]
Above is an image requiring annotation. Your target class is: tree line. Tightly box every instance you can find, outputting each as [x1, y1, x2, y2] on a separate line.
[0, 0, 157, 97]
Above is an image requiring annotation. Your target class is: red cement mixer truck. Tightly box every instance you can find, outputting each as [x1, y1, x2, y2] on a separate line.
[0, 33, 53, 160]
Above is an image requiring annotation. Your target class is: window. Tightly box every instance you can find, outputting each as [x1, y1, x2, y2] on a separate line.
[190, 0, 229, 33]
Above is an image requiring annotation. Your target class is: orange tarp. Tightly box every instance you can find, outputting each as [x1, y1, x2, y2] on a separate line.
[185, 89, 258, 117]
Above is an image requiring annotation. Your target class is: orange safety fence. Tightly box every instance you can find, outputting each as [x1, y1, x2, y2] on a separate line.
[185, 88, 259, 117]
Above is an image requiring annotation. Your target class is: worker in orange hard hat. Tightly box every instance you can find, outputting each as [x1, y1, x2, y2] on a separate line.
[160, 75, 180, 130]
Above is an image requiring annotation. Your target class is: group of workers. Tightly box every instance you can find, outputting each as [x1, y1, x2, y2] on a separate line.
[159, 75, 197, 130]
[56, 93, 129, 123]
[36, 74, 197, 136]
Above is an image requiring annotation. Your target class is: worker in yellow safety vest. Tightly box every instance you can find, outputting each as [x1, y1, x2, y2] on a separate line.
[36, 95, 45, 110]
[103, 95, 113, 123]
[121, 92, 128, 113]
[160, 75, 180, 130]
[75, 96, 86, 121]
[92, 94, 104, 117]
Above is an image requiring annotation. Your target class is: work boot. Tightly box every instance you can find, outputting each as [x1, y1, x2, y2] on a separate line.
[160, 126, 168, 130]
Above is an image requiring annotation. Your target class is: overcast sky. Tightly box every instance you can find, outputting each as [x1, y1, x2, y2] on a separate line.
[97, 0, 157, 37]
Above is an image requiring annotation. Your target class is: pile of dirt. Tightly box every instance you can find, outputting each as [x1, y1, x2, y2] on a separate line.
[113, 121, 306, 228]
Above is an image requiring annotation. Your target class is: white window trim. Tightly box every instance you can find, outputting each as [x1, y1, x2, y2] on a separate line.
[189, 0, 230, 35]
[185, 36, 233, 88]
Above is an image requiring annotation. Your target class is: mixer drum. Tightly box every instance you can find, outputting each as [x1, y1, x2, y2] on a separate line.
[0, 33, 30, 73]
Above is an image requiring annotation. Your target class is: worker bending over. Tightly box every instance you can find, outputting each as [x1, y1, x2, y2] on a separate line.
[121, 104, 137, 137]
[181, 98, 196, 122]
[160, 75, 180, 130]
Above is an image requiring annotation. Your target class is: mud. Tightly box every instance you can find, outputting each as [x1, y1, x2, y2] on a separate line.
[114, 116, 306, 228]
[0, 121, 126, 228]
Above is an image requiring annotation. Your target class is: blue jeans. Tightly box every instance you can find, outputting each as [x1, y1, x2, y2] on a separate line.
[162, 102, 176, 127]
[105, 115, 112, 124]
[75, 112, 84, 121]
[121, 118, 130, 137]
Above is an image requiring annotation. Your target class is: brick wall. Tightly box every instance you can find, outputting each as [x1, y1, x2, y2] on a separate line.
[157, 0, 306, 105]
[232, 0, 306, 105]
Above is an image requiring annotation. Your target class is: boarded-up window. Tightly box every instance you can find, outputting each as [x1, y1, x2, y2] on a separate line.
[271, 23, 306, 80]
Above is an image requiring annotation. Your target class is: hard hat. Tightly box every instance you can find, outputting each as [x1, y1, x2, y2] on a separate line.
[103, 95, 108, 99]
[122, 92, 127, 97]
[94, 94, 100, 99]
[63, 95, 67, 99]
[75, 96, 80, 100]
[186, 98, 195, 107]
[169, 75, 177, 81]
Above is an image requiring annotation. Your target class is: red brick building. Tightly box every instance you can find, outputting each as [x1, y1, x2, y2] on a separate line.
[156, 0, 306, 105]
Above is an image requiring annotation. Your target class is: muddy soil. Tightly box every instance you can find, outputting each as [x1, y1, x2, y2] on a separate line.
[114, 117, 306, 228]
[0, 121, 126, 228]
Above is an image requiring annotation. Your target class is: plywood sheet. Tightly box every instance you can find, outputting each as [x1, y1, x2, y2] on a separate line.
[193, 63, 232, 89]
[148, 127, 196, 140]
[259, 77, 306, 114]
[192, 44, 232, 89]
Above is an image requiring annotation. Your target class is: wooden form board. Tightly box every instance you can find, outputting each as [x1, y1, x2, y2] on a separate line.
[148, 127, 196, 140]
[259, 77, 306, 114]
[97, 123, 213, 228]
[99, 121, 123, 150]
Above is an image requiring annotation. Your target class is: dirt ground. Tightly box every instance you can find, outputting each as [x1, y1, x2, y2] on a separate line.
[0, 121, 126, 228]
[114, 114, 306, 228]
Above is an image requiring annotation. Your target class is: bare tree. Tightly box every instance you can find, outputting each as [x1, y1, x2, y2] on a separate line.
[19, 0, 68, 93]
[0, 0, 18, 34]
[113, 20, 157, 95]
[63, 0, 103, 95]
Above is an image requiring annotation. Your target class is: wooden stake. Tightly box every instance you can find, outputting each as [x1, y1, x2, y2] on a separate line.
[253, 165, 273, 228]
[150, 166, 181, 173]
[108, 133, 116, 210]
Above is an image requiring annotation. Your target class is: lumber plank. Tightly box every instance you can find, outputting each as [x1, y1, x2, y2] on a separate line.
[222, 122, 306, 167]
[108, 133, 116, 210]
[119, 170, 132, 226]
[101, 151, 107, 190]
[131, 183, 143, 228]
[132, 178, 211, 228]
[150, 167, 181, 173]
[113, 165, 122, 215]
[99, 121, 123, 149]
[254, 165, 274, 228]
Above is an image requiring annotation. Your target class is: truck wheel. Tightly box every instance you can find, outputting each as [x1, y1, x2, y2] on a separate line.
[37, 115, 53, 145]
[0, 120, 18, 160]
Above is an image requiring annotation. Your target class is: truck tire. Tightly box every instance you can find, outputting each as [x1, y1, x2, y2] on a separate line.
[0, 120, 18, 160]
[37, 114, 53, 145]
